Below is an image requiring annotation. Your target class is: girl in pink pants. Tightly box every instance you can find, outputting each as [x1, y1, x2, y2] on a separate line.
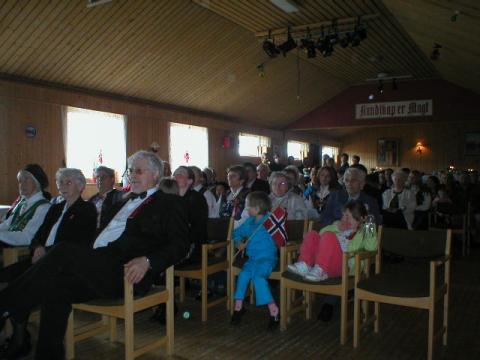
[288, 201, 376, 281]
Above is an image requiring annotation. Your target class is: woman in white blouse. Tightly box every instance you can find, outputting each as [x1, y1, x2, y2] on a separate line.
[382, 170, 417, 229]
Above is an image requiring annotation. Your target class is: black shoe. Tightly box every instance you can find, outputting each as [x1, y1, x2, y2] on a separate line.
[195, 289, 214, 301]
[230, 308, 246, 326]
[149, 303, 178, 325]
[267, 315, 280, 330]
[0, 330, 31, 360]
[318, 303, 334, 322]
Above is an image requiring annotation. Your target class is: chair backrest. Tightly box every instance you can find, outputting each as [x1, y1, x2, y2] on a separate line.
[308, 220, 325, 232]
[381, 227, 450, 258]
[286, 219, 307, 242]
[207, 218, 233, 242]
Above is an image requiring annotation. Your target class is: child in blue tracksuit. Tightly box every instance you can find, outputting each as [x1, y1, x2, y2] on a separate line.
[231, 191, 279, 329]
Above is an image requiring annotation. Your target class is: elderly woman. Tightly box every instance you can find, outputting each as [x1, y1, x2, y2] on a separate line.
[269, 171, 308, 220]
[0, 168, 97, 357]
[0, 164, 51, 247]
[88, 166, 123, 230]
[304, 166, 339, 219]
[219, 165, 250, 226]
[173, 166, 208, 262]
[382, 169, 417, 229]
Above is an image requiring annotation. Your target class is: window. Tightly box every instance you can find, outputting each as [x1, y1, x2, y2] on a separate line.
[238, 132, 271, 157]
[322, 145, 339, 160]
[65, 107, 126, 182]
[287, 141, 309, 160]
[169, 122, 208, 171]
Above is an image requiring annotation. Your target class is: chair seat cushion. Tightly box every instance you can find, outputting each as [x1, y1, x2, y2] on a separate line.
[79, 285, 166, 307]
[357, 262, 437, 298]
[281, 270, 343, 285]
[175, 256, 227, 271]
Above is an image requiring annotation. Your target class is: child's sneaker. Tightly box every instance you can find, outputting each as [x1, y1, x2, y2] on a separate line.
[304, 265, 328, 282]
[230, 307, 246, 326]
[287, 261, 310, 276]
[267, 315, 280, 330]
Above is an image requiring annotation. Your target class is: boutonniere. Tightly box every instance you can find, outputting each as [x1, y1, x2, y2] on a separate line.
[128, 196, 154, 219]
[69, 214, 75, 220]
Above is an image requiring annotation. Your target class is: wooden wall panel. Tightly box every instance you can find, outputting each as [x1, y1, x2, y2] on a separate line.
[0, 79, 287, 203]
[341, 121, 480, 173]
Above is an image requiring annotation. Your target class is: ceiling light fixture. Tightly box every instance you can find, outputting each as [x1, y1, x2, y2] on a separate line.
[263, 30, 280, 58]
[277, 27, 297, 56]
[378, 80, 384, 94]
[270, 0, 299, 13]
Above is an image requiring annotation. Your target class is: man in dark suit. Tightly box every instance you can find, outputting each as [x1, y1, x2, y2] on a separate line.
[88, 165, 124, 230]
[0, 151, 190, 360]
[320, 167, 381, 226]
[244, 162, 270, 194]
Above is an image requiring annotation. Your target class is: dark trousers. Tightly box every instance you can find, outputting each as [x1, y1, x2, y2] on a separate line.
[0, 258, 31, 284]
[0, 242, 124, 360]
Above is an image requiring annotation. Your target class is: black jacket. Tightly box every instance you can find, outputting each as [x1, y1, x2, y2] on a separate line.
[30, 197, 97, 251]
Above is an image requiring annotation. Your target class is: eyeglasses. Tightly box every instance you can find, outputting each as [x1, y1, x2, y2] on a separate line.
[56, 180, 73, 187]
[127, 168, 151, 176]
[274, 181, 288, 186]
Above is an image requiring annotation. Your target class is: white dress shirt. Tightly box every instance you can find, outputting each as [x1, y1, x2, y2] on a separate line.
[93, 188, 157, 249]
[0, 192, 51, 246]
[193, 184, 218, 218]
[45, 204, 69, 247]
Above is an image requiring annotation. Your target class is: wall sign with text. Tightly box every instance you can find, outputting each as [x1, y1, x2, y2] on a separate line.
[355, 100, 433, 120]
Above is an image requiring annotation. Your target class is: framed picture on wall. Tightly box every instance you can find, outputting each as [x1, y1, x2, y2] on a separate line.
[377, 138, 400, 167]
[465, 132, 480, 156]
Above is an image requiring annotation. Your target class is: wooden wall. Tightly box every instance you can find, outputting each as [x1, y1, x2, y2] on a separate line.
[0, 79, 290, 204]
[341, 121, 480, 173]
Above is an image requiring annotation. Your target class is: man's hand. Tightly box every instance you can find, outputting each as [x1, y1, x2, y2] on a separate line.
[237, 242, 246, 251]
[32, 246, 46, 264]
[124, 256, 150, 284]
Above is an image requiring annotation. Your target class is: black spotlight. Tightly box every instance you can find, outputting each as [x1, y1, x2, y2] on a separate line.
[278, 29, 297, 57]
[317, 37, 334, 57]
[263, 39, 279, 58]
[300, 38, 316, 58]
[340, 33, 351, 48]
[378, 80, 384, 94]
[392, 78, 398, 90]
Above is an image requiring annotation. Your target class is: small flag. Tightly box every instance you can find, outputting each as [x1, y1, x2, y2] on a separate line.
[263, 207, 288, 247]
[184, 151, 190, 163]
[98, 150, 103, 164]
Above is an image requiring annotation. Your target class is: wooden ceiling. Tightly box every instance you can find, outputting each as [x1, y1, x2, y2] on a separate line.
[0, 0, 476, 130]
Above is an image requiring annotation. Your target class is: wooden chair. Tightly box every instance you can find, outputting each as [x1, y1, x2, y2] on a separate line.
[280, 224, 382, 345]
[353, 228, 451, 360]
[65, 265, 174, 360]
[2, 246, 30, 267]
[228, 219, 307, 313]
[430, 209, 468, 256]
[175, 217, 233, 321]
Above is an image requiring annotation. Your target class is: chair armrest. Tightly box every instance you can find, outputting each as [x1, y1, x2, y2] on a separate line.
[285, 242, 300, 253]
[353, 250, 378, 262]
[432, 255, 452, 267]
[204, 241, 228, 251]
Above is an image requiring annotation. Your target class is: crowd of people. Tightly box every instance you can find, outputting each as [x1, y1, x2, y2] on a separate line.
[0, 149, 478, 358]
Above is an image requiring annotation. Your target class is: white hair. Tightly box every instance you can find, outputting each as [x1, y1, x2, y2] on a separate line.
[127, 150, 164, 182]
[56, 168, 86, 187]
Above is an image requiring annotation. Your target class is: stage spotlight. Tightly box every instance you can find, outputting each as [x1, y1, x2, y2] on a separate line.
[317, 37, 334, 57]
[340, 33, 351, 48]
[378, 80, 384, 94]
[263, 39, 279, 58]
[278, 29, 297, 56]
[301, 38, 316, 58]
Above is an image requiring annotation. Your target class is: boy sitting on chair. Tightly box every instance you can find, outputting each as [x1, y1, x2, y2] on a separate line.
[231, 191, 279, 329]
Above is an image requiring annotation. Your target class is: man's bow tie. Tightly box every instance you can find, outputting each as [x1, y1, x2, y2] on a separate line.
[129, 191, 147, 200]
